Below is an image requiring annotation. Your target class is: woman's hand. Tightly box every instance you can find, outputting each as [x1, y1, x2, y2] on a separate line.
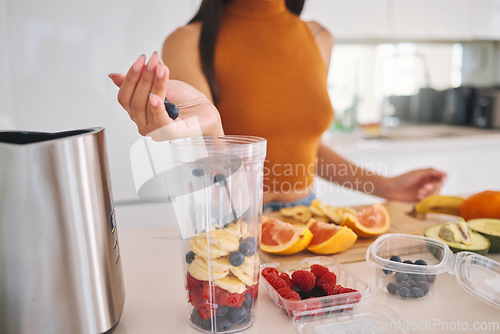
[384, 168, 447, 202]
[109, 53, 224, 141]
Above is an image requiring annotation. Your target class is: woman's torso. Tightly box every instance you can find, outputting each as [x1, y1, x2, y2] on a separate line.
[215, 0, 334, 203]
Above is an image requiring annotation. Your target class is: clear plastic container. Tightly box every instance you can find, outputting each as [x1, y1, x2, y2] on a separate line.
[367, 233, 500, 308]
[367, 233, 451, 299]
[170, 136, 267, 333]
[260, 257, 370, 319]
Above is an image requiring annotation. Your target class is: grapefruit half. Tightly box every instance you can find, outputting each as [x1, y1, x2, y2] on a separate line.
[261, 216, 313, 255]
[306, 219, 358, 255]
[341, 203, 390, 238]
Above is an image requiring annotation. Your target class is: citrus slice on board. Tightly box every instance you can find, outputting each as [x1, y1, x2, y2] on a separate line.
[306, 219, 358, 255]
[261, 216, 313, 255]
[341, 203, 390, 238]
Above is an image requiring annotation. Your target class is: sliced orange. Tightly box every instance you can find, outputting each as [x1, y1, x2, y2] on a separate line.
[261, 216, 313, 255]
[341, 203, 390, 238]
[306, 219, 358, 255]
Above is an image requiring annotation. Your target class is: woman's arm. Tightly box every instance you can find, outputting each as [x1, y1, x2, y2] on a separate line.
[316, 141, 447, 202]
[162, 23, 214, 103]
[306, 21, 334, 70]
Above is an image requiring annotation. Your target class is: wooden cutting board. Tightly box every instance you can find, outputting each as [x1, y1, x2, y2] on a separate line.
[259, 201, 456, 265]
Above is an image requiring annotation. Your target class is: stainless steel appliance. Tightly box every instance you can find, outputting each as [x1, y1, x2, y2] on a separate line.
[0, 127, 125, 334]
[472, 88, 500, 129]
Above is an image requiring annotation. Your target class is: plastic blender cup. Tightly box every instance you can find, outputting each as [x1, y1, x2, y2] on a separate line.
[169, 136, 267, 333]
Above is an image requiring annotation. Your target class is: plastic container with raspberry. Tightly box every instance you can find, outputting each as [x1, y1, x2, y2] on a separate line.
[260, 257, 370, 320]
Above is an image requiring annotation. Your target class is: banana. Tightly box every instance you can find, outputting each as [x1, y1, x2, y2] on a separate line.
[279, 205, 312, 223]
[224, 222, 242, 238]
[188, 257, 229, 281]
[238, 255, 257, 276]
[312, 215, 330, 223]
[293, 210, 312, 223]
[189, 237, 228, 259]
[193, 229, 239, 256]
[339, 206, 358, 217]
[198, 255, 233, 272]
[206, 229, 241, 252]
[411, 195, 465, 218]
[317, 202, 342, 223]
[280, 207, 296, 217]
[240, 220, 250, 239]
[214, 274, 247, 294]
[309, 205, 325, 218]
[310, 199, 323, 210]
[224, 220, 249, 239]
[230, 267, 257, 286]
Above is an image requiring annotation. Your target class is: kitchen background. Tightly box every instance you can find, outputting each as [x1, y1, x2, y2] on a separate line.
[1, 0, 500, 228]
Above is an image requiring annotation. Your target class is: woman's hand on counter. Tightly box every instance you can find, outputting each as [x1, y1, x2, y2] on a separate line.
[109, 53, 224, 141]
[382, 168, 447, 202]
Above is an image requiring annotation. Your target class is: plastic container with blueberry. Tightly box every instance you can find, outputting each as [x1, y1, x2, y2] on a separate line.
[367, 233, 500, 308]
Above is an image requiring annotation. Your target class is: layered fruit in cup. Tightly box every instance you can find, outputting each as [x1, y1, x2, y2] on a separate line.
[185, 217, 260, 332]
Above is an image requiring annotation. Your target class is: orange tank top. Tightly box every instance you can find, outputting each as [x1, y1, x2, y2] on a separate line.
[215, 0, 334, 197]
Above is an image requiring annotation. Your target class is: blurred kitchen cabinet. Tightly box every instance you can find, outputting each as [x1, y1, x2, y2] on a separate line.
[302, 0, 390, 40]
[390, 0, 474, 40]
[472, 0, 500, 39]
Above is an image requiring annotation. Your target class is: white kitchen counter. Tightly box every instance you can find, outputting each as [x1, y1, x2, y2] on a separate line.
[110, 125, 500, 333]
[112, 220, 500, 334]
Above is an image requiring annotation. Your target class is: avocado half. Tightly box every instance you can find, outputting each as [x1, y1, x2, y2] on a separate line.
[424, 224, 490, 255]
[467, 219, 500, 253]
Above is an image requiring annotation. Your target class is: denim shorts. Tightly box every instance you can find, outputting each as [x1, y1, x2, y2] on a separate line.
[263, 192, 316, 212]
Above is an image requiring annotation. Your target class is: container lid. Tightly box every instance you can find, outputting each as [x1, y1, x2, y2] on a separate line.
[453, 251, 500, 309]
[292, 302, 415, 334]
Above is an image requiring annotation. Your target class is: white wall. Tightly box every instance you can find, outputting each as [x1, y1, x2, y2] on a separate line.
[1, 0, 200, 203]
[0, 0, 15, 130]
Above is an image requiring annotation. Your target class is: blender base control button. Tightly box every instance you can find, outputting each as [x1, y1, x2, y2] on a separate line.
[110, 211, 116, 234]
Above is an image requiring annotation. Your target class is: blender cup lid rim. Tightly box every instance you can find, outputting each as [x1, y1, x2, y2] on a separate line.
[0, 127, 102, 145]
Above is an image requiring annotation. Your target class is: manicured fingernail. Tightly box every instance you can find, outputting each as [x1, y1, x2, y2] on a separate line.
[149, 94, 159, 107]
[146, 52, 158, 71]
[133, 54, 145, 72]
[108, 73, 120, 78]
[156, 65, 165, 79]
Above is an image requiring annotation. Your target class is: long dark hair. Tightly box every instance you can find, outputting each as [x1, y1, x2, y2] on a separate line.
[189, 0, 306, 103]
